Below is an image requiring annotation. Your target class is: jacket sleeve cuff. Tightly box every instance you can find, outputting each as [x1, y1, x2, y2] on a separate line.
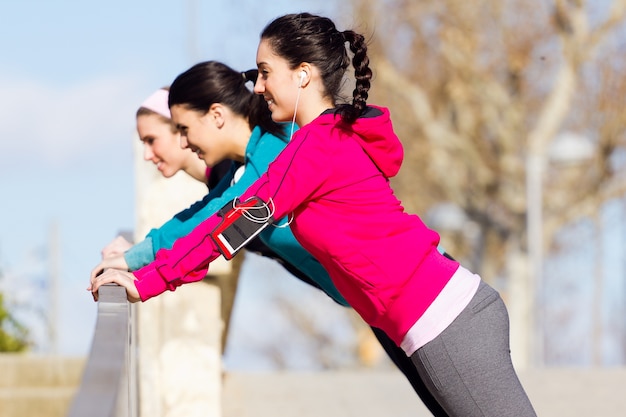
[133, 264, 173, 302]
[124, 237, 155, 271]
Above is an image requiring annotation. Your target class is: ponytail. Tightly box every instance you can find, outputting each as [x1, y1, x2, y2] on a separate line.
[337, 30, 372, 124]
[241, 69, 258, 84]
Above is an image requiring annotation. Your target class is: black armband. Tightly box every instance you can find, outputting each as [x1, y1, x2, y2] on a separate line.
[210, 196, 274, 259]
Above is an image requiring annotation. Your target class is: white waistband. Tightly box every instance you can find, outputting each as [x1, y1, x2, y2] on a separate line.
[400, 265, 481, 356]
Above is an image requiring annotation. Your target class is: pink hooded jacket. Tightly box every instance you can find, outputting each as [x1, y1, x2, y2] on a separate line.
[134, 105, 459, 346]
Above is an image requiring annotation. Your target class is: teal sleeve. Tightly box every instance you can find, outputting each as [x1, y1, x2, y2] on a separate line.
[148, 133, 287, 257]
[145, 169, 232, 243]
[124, 237, 155, 271]
[259, 221, 349, 307]
[121, 169, 232, 271]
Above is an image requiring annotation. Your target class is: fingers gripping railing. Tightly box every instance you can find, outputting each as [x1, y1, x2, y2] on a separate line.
[67, 284, 137, 417]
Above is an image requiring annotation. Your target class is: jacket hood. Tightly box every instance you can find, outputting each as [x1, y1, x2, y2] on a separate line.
[318, 105, 403, 177]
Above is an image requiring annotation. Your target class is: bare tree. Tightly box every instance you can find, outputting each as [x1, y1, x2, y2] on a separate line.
[347, 0, 626, 367]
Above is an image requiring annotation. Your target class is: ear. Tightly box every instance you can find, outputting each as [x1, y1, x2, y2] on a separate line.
[208, 103, 225, 128]
[297, 63, 312, 88]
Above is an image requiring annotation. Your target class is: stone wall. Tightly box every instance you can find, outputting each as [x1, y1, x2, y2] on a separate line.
[0, 354, 85, 417]
[132, 138, 227, 417]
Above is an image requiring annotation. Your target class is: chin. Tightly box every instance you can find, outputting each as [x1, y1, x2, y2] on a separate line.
[161, 168, 177, 178]
[271, 112, 290, 123]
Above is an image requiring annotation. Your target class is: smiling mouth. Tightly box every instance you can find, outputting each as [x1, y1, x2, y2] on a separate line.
[188, 145, 202, 155]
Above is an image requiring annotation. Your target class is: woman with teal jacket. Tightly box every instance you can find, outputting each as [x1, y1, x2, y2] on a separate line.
[92, 60, 451, 417]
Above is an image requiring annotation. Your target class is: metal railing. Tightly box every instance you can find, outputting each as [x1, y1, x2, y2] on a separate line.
[67, 284, 137, 417]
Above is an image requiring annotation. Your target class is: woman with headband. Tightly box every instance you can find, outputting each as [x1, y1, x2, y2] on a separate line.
[91, 60, 454, 416]
[100, 87, 233, 259]
[136, 87, 232, 188]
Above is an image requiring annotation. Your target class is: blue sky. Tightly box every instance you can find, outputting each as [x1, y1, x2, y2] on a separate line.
[0, 0, 344, 356]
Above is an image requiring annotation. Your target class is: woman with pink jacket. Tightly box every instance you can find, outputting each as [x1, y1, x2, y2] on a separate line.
[90, 13, 537, 417]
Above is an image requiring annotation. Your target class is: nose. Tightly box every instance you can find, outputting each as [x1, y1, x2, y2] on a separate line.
[253, 77, 264, 95]
[180, 134, 189, 149]
[143, 144, 154, 161]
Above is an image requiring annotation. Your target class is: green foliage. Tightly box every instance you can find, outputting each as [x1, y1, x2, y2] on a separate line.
[0, 293, 30, 352]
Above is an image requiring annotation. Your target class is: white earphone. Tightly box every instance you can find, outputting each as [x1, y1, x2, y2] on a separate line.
[298, 70, 306, 88]
[290, 70, 306, 139]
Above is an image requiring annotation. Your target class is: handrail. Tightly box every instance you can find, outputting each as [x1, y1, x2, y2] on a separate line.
[67, 284, 136, 417]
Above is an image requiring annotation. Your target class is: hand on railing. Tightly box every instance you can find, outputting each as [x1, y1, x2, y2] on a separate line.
[101, 235, 133, 258]
[88, 268, 141, 303]
[91, 253, 129, 282]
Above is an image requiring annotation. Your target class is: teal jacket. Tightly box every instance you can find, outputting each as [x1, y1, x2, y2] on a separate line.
[124, 125, 349, 306]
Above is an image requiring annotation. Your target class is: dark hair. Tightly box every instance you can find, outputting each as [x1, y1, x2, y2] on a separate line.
[169, 61, 285, 138]
[260, 13, 372, 124]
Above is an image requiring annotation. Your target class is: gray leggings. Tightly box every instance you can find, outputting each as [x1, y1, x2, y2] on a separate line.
[410, 281, 537, 417]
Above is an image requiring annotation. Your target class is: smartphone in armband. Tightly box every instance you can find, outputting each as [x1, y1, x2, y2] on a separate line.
[210, 196, 274, 259]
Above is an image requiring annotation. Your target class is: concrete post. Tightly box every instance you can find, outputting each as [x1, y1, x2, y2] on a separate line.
[133, 138, 228, 417]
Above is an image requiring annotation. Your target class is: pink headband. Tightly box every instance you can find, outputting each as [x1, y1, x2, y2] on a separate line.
[140, 89, 171, 119]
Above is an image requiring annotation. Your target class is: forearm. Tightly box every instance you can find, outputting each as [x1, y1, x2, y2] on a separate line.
[124, 237, 155, 271]
[133, 215, 223, 301]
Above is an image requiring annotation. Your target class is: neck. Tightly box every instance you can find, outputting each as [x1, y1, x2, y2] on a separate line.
[295, 95, 334, 127]
[184, 157, 210, 183]
[227, 117, 253, 162]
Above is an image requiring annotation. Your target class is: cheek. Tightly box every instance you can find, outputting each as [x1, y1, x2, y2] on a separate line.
[201, 138, 220, 156]
[191, 128, 216, 150]
[184, 128, 200, 145]
[266, 79, 277, 95]
[185, 133, 201, 148]
[158, 136, 182, 158]
[276, 84, 295, 106]
[156, 138, 173, 154]
[149, 142, 163, 157]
